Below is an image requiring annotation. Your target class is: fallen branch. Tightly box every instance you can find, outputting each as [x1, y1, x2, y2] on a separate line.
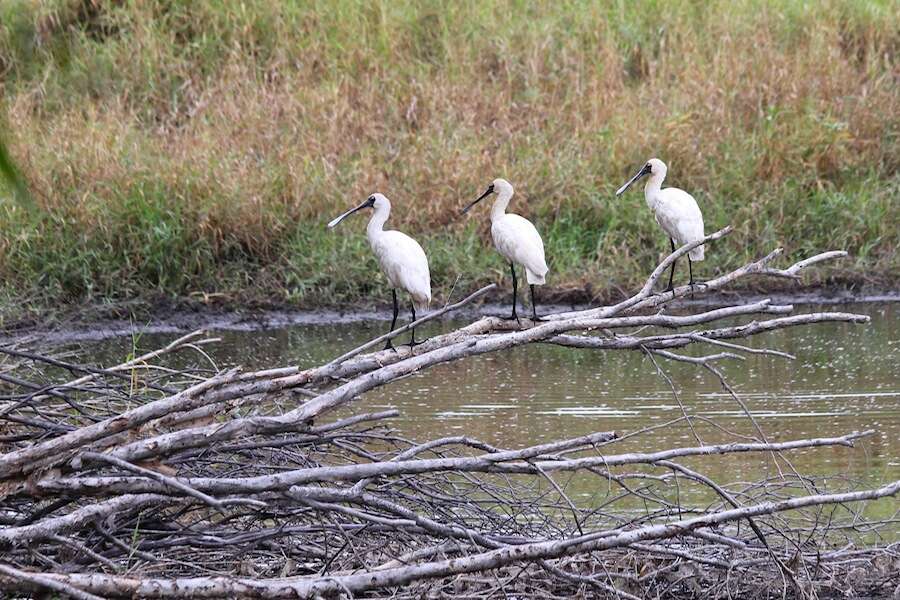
[0, 235, 892, 600]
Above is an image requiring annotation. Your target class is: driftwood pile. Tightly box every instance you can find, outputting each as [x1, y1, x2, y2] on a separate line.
[0, 228, 898, 599]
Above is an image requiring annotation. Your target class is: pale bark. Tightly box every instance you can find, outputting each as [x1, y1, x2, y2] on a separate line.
[0, 232, 892, 599]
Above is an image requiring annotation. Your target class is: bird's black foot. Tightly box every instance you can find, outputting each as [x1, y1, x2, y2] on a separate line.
[405, 337, 428, 348]
[383, 340, 397, 352]
[662, 284, 675, 294]
[530, 314, 546, 322]
[688, 281, 708, 300]
[501, 314, 522, 326]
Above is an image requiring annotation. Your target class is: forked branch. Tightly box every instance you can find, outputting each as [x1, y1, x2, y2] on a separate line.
[0, 233, 891, 600]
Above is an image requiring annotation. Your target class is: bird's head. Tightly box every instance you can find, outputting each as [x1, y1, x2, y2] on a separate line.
[460, 178, 514, 216]
[370, 193, 390, 211]
[492, 178, 513, 197]
[327, 193, 388, 228]
[645, 158, 667, 179]
[615, 158, 667, 197]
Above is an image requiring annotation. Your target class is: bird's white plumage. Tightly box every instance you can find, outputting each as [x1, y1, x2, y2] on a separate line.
[330, 193, 431, 310]
[492, 215, 548, 284]
[369, 230, 432, 308]
[487, 179, 548, 285]
[364, 195, 431, 310]
[641, 159, 705, 261]
[648, 188, 705, 261]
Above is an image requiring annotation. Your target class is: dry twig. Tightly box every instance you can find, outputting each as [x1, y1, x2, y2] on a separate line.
[0, 233, 895, 599]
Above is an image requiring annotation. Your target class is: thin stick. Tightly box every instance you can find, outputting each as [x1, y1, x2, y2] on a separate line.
[326, 284, 496, 366]
[79, 451, 266, 511]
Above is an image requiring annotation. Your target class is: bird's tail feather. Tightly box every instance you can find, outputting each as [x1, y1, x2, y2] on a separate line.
[525, 268, 546, 285]
[412, 291, 431, 313]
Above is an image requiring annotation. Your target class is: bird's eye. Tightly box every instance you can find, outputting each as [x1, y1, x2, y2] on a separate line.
[368, 196, 376, 202]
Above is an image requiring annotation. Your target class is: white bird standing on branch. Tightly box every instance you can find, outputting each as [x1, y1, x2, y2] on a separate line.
[328, 194, 431, 349]
[616, 158, 705, 292]
[461, 178, 549, 322]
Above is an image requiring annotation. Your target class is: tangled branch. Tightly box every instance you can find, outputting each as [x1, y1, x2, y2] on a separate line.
[0, 230, 896, 599]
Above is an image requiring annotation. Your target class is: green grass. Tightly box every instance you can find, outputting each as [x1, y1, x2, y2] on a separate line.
[0, 0, 897, 320]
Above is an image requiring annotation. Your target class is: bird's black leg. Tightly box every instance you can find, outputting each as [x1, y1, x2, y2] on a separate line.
[510, 263, 518, 320]
[503, 262, 520, 324]
[384, 289, 398, 351]
[688, 257, 695, 300]
[664, 238, 677, 293]
[530, 284, 544, 321]
[407, 302, 424, 347]
[687, 256, 708, 298]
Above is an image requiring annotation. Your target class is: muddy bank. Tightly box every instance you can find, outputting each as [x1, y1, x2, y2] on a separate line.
[2, 284, 897, 345]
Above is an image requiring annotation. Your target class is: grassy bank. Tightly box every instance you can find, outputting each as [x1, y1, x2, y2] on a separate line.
[1, 0, 898, 319]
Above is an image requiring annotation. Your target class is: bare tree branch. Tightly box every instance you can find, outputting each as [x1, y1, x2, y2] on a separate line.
[0, 235, 892, 600]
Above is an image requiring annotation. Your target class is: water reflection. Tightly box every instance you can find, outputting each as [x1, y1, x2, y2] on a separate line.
[78, 303, 899, 492]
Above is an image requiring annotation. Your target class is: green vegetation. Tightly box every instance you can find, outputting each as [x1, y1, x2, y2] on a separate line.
[1, 0, 897, 317]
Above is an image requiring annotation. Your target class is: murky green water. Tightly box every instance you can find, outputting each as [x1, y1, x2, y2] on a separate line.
[78, 302, 898, 502]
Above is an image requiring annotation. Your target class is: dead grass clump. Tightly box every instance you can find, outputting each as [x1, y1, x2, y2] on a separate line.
[0, 0, 897, 307]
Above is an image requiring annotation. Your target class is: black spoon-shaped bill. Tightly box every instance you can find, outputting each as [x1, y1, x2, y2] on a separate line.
[460, 184, 495, 216]
[615, 163, 652, 196]
[327, 196, 376, 228]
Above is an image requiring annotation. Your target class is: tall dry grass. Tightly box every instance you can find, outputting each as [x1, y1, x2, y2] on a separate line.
[1, 0, 897, 310]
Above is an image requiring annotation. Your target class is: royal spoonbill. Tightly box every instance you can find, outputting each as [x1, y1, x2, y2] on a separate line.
[328, 194, 431, 349]
[461, 178, 549, 322]
[615, 158, 705, 292]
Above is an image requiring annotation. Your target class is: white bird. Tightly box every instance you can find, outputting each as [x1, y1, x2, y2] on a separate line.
[328, 193, 431, 349]
[615, 158, 705, 292]
[461, 178, 549, 321]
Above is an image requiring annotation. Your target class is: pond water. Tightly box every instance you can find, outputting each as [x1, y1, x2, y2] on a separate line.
[74, 302, 898, 509]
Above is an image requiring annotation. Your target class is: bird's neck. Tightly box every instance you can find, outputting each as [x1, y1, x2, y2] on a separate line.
[366, 206, 390, 241]
[643, 173, 665, 206]
[491, 190, 512, 221]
